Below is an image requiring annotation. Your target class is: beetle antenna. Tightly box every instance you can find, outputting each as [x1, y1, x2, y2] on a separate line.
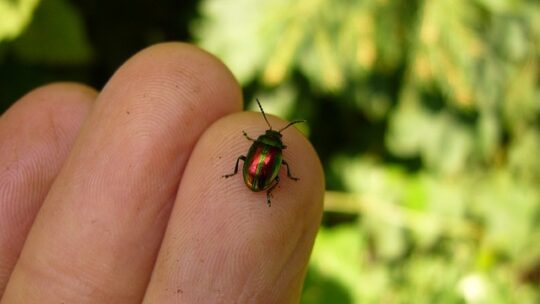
[256, 98, 273, 130]
[278, 120, 306, 133]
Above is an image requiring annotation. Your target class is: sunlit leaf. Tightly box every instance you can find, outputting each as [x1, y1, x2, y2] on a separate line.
[9, 0, 93, 65]
[0, 0, 40, 41]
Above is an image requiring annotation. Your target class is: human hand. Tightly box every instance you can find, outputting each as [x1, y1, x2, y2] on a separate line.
[0, 43, 324, 303]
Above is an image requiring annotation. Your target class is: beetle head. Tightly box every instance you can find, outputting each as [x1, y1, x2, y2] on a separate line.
[257, 129, 284, 148]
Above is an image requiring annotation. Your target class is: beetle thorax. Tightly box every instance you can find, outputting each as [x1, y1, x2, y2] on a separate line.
[256, 130, 284, 148]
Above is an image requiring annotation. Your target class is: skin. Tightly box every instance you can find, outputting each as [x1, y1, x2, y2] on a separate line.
[0, 43, 324, 303]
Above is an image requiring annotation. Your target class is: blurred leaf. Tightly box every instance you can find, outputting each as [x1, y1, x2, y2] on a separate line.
[195, 0, 410, 91]
[508, 129, 540, 180]
[476, 111, 499, 161]
[387, 100, 475, 175]
[0, 0, 40, 41]
[9, 0, 92, 65]
[471, 170, 539, 258]
[193, 0, 278, 83]
[302, 265, 352, 304]
[303, 225, 359, 303]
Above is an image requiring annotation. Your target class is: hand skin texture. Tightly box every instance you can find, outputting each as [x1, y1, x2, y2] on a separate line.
[0, 43, 324, 303]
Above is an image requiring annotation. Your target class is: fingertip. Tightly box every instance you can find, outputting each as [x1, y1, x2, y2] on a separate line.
[0, 82, 95, 294]
[183, 111, 323, 222]
[4, 82, 96, 119]
[3, 43, 243, 302]
[144, 111, 323, 302]
[104, 42, 243, 114]
[0, 81, 96, 166]
[215, 112, 324, 217]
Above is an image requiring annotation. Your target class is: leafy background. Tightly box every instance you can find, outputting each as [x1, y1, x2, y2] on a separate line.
[1, 0, 540, 302]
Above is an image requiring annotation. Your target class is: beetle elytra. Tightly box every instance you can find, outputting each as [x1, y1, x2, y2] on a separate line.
[223, 99, 305, 207]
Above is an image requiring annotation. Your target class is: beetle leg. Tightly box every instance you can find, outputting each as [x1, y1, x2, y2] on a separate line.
[266, 176, 280, 207]
[282, 160, 299, 181]
[223, 155, 246, 178]
[242, 130, 255, 141]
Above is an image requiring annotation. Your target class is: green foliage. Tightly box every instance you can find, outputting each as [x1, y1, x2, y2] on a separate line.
[0, 0, 40, 42]
[195, 0, 540, 302]
[0, 0, 93, 111]
[9, 0, 93, 65]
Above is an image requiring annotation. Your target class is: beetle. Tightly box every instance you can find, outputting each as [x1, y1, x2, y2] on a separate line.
[223, 99, 305, 207]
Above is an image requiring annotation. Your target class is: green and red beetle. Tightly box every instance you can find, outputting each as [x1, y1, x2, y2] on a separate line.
[223, 99, 305, 207]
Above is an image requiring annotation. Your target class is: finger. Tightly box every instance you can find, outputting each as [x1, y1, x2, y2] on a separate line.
[2, 43, 242, 303]
[0, 83, 95, 295]
[143, 112, 324, 303]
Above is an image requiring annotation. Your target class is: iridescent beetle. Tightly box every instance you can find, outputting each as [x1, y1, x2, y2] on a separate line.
[223, 99, 305, 207]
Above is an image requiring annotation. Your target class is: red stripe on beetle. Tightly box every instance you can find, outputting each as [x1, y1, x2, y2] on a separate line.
[222, 99, 304, 207]
[244, 144, 281, 192]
